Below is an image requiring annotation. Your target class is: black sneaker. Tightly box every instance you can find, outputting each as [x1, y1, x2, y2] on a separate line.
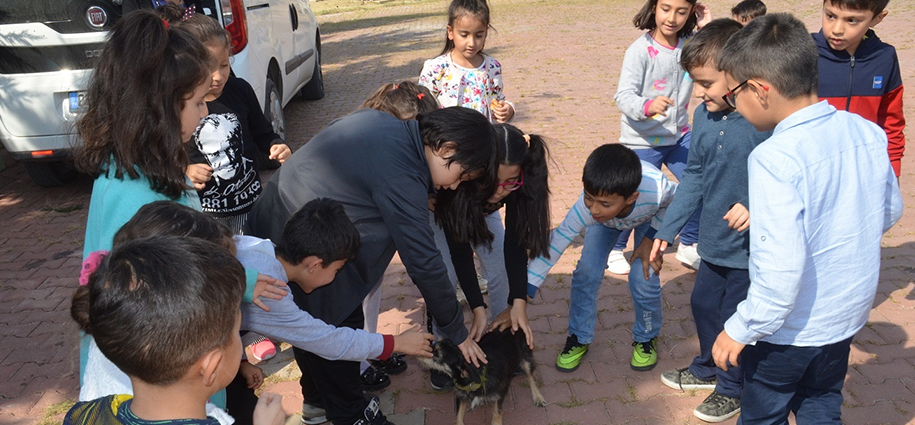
[370, 353, 407, 375]
[430, 369, 454, 391]
[693, 391, 740, 423]
[352, 396, 395, 425]
[360, 365, 391, 392]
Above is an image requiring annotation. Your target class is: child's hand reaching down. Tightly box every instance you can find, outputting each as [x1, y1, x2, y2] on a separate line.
[253, 392, 286, 425]
[186, 163, 213, 190]
[392, 327, 434, 358]
[240, 360, 264, 389]
[724, 203, 750, 232]
[468, 306, 487, 342]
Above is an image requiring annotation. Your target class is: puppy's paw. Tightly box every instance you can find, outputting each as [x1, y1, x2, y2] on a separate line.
[533, 395, 547, 407]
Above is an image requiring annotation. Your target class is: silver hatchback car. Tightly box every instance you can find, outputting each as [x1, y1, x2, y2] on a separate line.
[0, 0, 323, 186]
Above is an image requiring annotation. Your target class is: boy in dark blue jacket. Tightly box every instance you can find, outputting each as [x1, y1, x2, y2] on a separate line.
[814, 0, 905, 177]
[649, 18, 772, 423]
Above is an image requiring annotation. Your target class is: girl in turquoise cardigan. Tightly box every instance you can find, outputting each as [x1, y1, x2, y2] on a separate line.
[72, 10, 284, 413]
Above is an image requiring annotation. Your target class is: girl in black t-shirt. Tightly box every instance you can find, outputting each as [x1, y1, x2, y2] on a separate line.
[177, 14, 292, 234]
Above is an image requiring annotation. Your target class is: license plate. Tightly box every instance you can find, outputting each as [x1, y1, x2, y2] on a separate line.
[69, 91, 86, 113]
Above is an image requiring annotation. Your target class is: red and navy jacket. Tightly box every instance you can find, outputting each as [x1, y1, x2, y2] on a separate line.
[814, 29, 906, 176]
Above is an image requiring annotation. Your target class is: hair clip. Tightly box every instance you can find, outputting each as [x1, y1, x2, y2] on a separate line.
[162, 18, 170, 29]
[182, 4, 197, 21]
[392, 83, 399, 90]
[522, 134, 531, 146]
[79, 250, 109, 286]
[417, 93, 425, 100]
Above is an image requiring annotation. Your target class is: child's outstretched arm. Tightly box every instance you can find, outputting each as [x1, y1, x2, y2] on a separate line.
[526, 193, 597, 297]
[392, 326, 434, 357]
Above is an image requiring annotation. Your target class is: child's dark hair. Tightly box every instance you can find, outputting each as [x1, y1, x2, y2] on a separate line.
[440, 0, 491, 56]
[825, 0, 888, 16]
[583, 144, 642, 198]
[74, 10, 211, 199]
[417, 106, 497, 181]
[275, 198, 361, 266]
[717, 13, 818, 99]
[434, 124, 551, 258]
[361, 81, 440, 120]
[633, 0, 699, 40]
[71, 236, 245, 385]
[495, 124, 551, 259]
[112, 201, 235, 253]
[680, 18, 744, 72]
[731, 0, 767, 21]
[173, 13, 232, 50]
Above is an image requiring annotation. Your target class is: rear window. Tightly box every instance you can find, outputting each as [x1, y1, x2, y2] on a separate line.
[0, 0, 121, 34]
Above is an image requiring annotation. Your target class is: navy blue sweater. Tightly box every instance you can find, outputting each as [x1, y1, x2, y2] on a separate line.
[245, 109, 468, 343]
[655, 104, 771, 269]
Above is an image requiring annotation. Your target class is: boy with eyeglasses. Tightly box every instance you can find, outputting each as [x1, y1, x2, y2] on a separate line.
[711, 13, 902, 423]
[648, 18, 772, 423]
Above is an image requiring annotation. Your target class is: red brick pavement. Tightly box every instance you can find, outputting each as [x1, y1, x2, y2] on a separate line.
[2, 0, 915, 424]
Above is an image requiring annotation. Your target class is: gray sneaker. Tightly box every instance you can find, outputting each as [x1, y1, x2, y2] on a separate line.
[693, 391, 740, 423]
[660, 367, 717, 391]
[301, 402, 327, 424]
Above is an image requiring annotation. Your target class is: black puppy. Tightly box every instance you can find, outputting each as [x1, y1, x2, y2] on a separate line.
[422, 329, 546, 425]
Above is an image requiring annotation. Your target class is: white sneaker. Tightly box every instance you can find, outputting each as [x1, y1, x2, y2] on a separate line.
[606, 250, 630, 275]
[676, 244, 701, 270]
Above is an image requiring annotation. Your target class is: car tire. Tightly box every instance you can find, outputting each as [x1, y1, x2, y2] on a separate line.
[264, 77, 286, 140]
[299, 34, 324, 101]
[21, 160, 78, 187]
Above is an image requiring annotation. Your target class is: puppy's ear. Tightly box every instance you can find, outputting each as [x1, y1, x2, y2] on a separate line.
[462, 361, 482, 384]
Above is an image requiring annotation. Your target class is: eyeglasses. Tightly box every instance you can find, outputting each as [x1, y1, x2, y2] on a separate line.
[722, 79, 769, 109]
[496, 170, 524, 191]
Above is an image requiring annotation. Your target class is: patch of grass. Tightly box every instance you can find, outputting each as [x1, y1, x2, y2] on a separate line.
[41, 203, 83, 214]
[557, 395, 587, 408]
[37, 400, 75, 425]
[310, 0, 438, 16]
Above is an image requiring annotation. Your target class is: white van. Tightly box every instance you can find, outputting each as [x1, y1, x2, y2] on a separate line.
[0, 0, 323, 186]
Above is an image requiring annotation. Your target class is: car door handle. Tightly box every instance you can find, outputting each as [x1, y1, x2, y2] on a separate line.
[289, 4, 299, 31]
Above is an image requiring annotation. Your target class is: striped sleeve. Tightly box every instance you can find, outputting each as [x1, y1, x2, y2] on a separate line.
[527, 193, 595, 290]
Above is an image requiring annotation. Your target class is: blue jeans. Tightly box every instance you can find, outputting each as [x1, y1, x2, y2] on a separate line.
[569, 222, 661, 344]
[688, 260, 750, 399]
[739, 337, 852, 424]
[614, 133, 701, 250]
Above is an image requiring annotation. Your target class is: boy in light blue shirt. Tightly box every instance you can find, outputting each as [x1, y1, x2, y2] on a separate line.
[711, 14, 902, 423]
[527, 143, 676, 373]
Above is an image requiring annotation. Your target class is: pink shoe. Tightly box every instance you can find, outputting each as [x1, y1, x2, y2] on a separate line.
[251, 338, 276, 361]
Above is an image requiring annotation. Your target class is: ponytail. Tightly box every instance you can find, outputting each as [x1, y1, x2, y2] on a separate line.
[506, 133, 551, 259]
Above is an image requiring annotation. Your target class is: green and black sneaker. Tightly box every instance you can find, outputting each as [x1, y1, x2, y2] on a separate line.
[556, 334, 589, 372]
[630, 338, 658, 371]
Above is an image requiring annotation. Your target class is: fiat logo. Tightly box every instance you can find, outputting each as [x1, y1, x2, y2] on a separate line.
[87, 6, 108, 28]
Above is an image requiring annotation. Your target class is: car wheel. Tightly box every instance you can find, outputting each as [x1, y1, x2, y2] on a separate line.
[300, 34, 324, 100]
[21, 160, 78, 187]
[264, 77, 286, 140]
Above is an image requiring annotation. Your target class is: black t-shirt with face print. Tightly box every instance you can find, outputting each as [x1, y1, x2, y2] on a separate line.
[186, 76, 280, 216]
